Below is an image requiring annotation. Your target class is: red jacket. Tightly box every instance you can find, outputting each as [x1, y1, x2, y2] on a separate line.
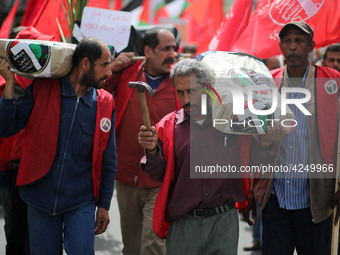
[0, 80, 28, 171]
[105, 61, 181, 187]
[153, 111, 251, 239]
[271, 65, 340, 167]
[0, 26, 55, 171]
[17, 79, 115, 202]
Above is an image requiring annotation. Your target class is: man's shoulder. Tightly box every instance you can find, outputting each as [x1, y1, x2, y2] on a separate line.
[121, 61, 143, 76]
[97, 89, 115, 110]
[158, 111, 177, 124]
[316, 65, 340, 78]
[270, 67, 285, 78]
[97, 88, 113, 98]
[32, 78, 60, 93]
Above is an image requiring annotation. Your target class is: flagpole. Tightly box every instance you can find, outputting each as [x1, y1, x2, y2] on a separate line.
[55, 18, 67, 43]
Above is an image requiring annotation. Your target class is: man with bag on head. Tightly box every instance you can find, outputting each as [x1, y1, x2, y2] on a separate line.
[138, 58, 284, 254]
[0, 37, 117, 255]
[254, 21, 340, 255]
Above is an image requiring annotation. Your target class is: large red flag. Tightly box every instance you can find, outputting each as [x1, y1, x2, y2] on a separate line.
[0, 0, 20, 38]
[20, 0, 48, 27]
[209, 0, 253, 51]
[185, 0, 224, 54]
[231, 0, 340, 59]
[21, 0, 70, 41]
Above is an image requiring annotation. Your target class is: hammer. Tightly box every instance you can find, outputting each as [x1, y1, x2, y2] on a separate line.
[128, 81, 154, 130]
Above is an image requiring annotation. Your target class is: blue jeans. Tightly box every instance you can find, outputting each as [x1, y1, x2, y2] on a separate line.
[27, 203, 96, 255]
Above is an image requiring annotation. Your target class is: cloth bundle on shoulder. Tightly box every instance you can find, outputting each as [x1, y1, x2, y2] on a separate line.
[197, 51, 294, 135]
[0, 39, 76, 78]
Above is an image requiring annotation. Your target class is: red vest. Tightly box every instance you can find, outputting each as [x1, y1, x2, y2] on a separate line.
[271, 65, 340, 166]
[17, 79, 115, 202]
[153, 111, 251, 239]
[0, 78, 29, 171]
[113, 61, 182, 132]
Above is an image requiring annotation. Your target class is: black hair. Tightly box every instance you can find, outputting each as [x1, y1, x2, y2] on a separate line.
[143, 27, 170, 50]
[183, 45, 197, 54]
[72, 37, 102, 67]
[324, 44, 340, 60]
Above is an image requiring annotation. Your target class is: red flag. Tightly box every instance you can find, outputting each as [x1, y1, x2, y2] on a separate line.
[21, 0, 70, 41]
[139, 0, 168, 25]
[113, 0, 123, 10]
[185, 0, 224, 54]
[0, 0, 20, 38]
[20, 0, 48, 27]
[139, 0, 151, 25]
[209, 0, 253, 51]
[231, 0, 340, 59]
[87, 0, 110, 9]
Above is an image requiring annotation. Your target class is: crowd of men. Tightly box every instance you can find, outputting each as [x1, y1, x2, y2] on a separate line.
[0, 20, 340, 255]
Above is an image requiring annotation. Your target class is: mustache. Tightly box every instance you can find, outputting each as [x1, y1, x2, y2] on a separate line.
[287, 52, 300, 58]
[183, 103, 190, 109]
[162, 57, 175, 65]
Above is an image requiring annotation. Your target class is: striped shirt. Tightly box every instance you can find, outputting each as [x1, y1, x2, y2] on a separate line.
[272, 66, 310, 210]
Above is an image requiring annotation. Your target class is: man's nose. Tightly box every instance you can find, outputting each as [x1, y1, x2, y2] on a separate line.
[184, 91, 190, 104]
[169, 48, 176, 59]
[105, 66, 112, 76]
[289, 42, 296, 51]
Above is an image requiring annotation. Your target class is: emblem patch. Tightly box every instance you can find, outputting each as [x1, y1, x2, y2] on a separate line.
[324, 80, 338, 95]
[100, 118, 111, 133]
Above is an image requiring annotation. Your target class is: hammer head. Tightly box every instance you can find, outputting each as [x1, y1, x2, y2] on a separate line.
[128, 81, 154, 96]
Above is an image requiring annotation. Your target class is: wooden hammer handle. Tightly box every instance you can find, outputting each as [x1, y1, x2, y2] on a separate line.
[138, 92, 151, 130]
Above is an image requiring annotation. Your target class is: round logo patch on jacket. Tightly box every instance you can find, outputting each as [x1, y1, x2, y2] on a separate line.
[324, 80, 338, 95]
[100, 118, 111, 133]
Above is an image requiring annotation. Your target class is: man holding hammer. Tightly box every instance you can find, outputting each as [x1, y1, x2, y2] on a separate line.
[104, 27, 180, 255]
[138, 59, 284, 254]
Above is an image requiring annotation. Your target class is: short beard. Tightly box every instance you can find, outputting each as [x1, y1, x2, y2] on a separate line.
[80, 64, 105, 89]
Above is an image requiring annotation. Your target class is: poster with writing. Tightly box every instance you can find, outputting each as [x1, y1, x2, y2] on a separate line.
[81, 7, 132, 52]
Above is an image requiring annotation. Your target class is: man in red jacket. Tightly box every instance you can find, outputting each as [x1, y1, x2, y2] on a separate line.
[254, 21, 340, 255]
[0, 26, 54, 254]
[0, 37, 116, 255]
[322, 44, 340, 72]
[138, 58, 283, 254]
[104, 27, 180, 255]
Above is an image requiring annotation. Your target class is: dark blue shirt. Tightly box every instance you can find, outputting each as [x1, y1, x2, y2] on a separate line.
[0, 76, 117, 214]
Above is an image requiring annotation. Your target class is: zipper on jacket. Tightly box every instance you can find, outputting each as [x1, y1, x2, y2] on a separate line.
[53, 97, 80, 215]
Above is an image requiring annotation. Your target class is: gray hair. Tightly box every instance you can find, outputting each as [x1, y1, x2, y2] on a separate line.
[170, 58, 215, 85]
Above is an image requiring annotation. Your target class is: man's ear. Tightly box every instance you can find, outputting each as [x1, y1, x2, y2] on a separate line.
[144, 46, 152, 58]
[81, 57, 91, 71]
[309, 40, 316, 53]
